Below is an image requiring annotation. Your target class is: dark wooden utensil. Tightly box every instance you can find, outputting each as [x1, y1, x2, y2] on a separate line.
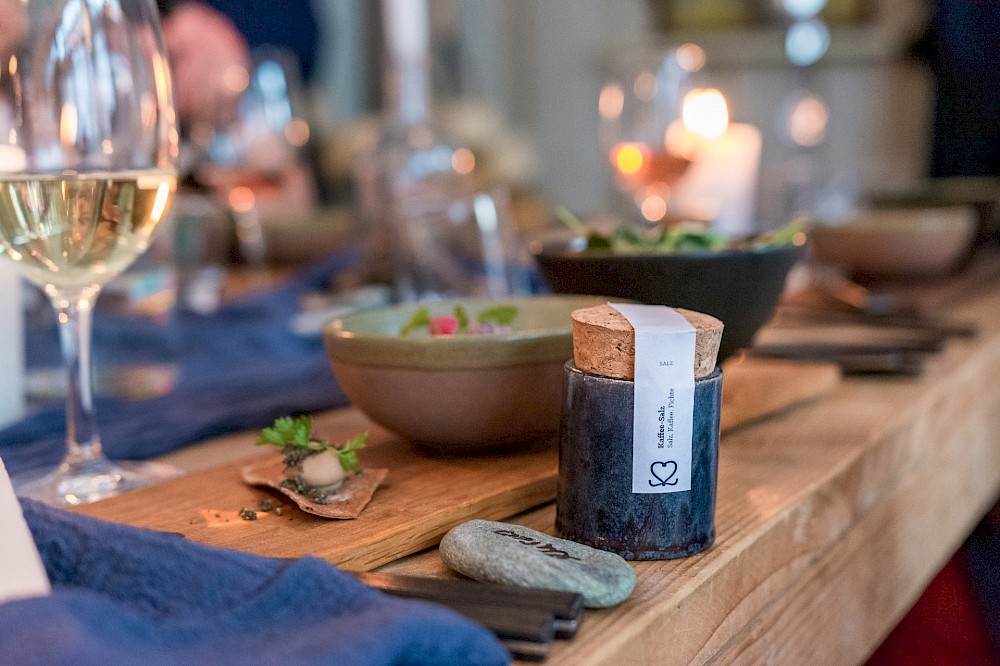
[355, 571, 587, 661]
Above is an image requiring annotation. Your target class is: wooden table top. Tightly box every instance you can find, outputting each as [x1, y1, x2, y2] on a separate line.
[81, 275, 1000, 666]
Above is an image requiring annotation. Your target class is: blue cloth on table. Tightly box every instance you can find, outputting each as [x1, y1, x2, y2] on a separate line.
[0, 252, 361, 477]
[0, 499, 509, 666]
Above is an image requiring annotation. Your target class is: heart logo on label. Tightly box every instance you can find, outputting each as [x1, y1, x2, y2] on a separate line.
[649, 460, 679, 487]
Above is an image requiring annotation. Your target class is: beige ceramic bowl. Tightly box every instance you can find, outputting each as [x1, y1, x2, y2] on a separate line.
[323, 295, 607, 452]
[809, 206, 977, 282]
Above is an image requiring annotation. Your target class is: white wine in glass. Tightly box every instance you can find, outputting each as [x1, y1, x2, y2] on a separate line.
[0, 0, 181, 505]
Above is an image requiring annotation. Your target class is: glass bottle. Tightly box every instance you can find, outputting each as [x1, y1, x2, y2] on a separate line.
[352, 0, 478, 302]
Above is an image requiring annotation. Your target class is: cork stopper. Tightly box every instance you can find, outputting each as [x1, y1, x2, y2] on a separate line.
[572, 303, 723, 380]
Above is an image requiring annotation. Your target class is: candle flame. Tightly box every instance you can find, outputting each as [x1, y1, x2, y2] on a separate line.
[682, 88, 729, 140]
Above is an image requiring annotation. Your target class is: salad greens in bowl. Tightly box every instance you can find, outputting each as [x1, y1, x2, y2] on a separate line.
[533, 215, 808, 361]
[322, 295, 607, 452]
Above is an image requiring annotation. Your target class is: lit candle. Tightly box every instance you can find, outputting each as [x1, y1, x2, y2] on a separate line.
[662, 89, 763, 238]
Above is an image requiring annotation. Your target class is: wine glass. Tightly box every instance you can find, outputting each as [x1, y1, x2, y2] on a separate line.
[598, 43, 711, 225]
[193, 47, 315, 264]
[0, 0, 180, 505]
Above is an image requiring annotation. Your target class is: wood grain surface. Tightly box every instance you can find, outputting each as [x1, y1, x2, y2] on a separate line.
[378, 282, 1000, 665]
[76, 414, 559, 571]
[719, 355, 840, 431]
[73, 357, 835, 573]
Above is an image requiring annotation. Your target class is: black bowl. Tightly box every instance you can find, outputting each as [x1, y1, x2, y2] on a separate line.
[533, 241, 805, 361]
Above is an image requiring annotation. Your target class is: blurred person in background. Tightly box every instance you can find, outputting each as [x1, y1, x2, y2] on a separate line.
[917, 0, 1000, 178]
[0, 0, 23, 56]
[157, 0, 322, 215]
[157, 0, 320, 129]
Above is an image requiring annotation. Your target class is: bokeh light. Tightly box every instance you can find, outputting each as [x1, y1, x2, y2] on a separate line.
[785, 19, 830, 67]
[599, 83, 625, 120]
[785, 91, 829, 147]
[639, 192, 668, 222]
[675, 43, 706, 73]
[284, 118, 310, 146]
[682, 88, 729, 139]
[778, 0, 827, 19]
[633, 71, 657, 102]
[451, 147, 476, 174]
[613, 143, 646, 175]
[228, 186, 256, 213]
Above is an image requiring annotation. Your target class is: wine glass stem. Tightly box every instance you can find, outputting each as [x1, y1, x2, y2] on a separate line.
[48, 286, 104, 467]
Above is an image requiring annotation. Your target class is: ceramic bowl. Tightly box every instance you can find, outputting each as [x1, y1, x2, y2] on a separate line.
[533, 242, 805, 361]
[322, 295, 607, 452]
[808, 206, 978, 283]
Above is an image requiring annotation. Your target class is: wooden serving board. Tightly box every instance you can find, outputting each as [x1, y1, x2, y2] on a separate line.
[76, 420, 560, 571]
[74, 357, 838, 570]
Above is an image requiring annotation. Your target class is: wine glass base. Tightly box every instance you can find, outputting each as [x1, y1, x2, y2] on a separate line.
[13, 460, 183, 507]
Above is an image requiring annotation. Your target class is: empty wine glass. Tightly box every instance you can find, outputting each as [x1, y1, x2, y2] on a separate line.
[598, 43, 713, 225]
[0, 0, 181, 505]
[194, 47, 315, 264]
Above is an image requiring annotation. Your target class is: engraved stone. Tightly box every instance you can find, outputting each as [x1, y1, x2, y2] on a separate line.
[439, 519, 636, 608]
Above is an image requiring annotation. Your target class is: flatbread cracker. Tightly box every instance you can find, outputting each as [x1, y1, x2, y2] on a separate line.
[241, 457, 387, 519]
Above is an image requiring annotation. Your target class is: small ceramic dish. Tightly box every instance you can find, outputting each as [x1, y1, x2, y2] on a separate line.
[808, 206, 978, 283]
[322, 295, 607, 452]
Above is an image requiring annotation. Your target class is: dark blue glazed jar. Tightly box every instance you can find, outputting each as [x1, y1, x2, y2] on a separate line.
[556, 361, 722, 560]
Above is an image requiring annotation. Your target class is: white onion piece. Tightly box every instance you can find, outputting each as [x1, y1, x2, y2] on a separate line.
[299, 450, 348, 489]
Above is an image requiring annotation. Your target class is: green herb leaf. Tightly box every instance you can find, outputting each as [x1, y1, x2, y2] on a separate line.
[257, 428, 286, 447]
[400, 307, 430, 336]
[749, 217, 809, 248]
[257, 416, 368, 474]
[585, 233, 613, 250]
[256, 415, 313, 448]
[335, 432, 368, 473]
[554, 206, 590, 236]
[454, 305, 469, 334]
[476, 305, 518, 326]
[556, 204, 807, 255]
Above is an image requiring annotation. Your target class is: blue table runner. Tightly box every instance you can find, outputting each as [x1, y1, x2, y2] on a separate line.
[1, 253, 358, 476]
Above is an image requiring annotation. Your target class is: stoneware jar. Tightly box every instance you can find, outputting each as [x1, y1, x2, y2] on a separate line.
[556, 361, 723, 560]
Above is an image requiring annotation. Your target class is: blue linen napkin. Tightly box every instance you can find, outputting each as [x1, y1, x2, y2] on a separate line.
[0, 499, 509, 666]
[0, 252, 361, 477]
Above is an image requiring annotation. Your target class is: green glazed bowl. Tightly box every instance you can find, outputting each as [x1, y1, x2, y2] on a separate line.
[323, 295, 608, 452]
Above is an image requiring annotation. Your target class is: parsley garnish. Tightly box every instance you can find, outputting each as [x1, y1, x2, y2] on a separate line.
[454, 305, 470, 334]
[256, 416, 368, 473]
[476, 305, 518, 326]
[400, 307, 430, 336]
[398, 304, 519, 336]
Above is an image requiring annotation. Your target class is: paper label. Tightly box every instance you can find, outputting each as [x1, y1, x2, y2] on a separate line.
[0, 458, 51, 603]
[609, 303, 696, 494]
